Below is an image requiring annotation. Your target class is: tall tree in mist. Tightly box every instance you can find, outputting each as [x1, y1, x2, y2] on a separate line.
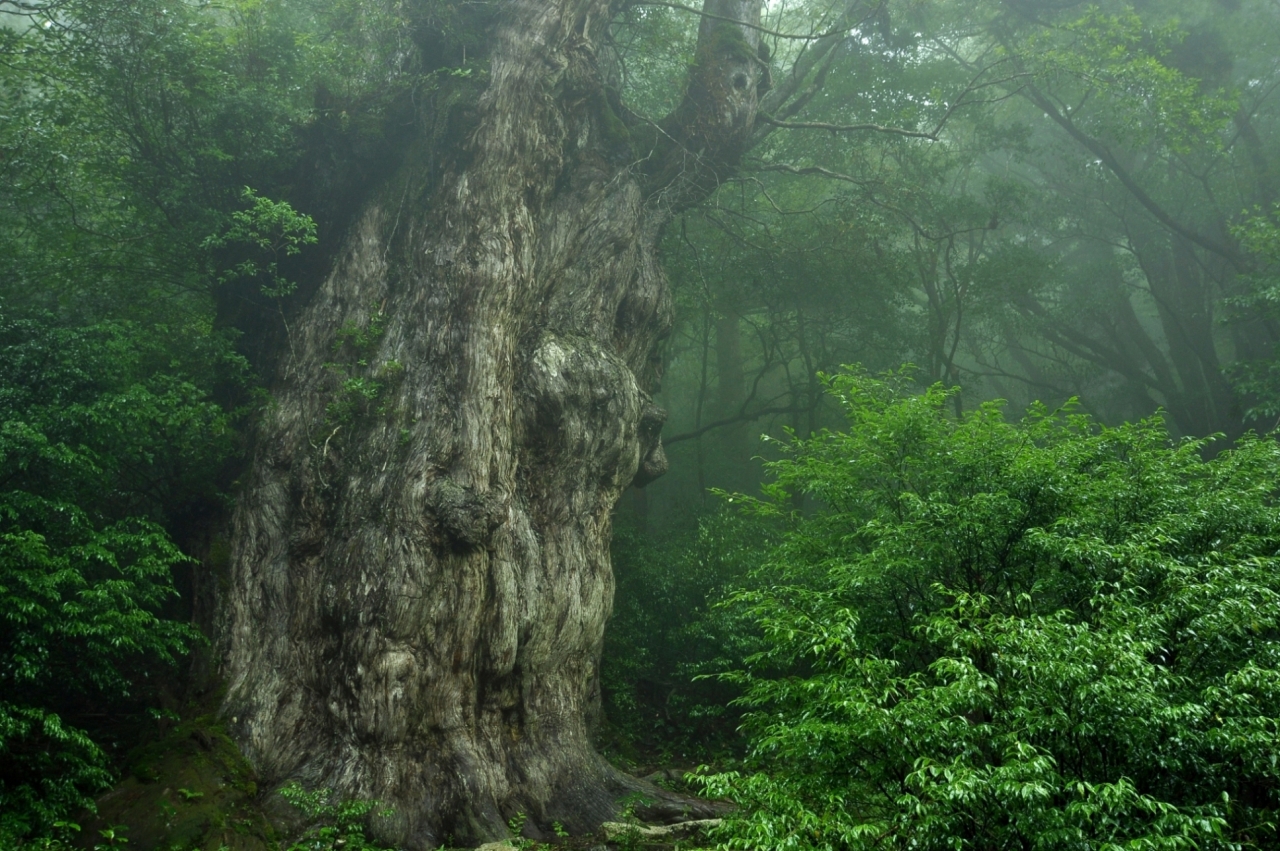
[214, 1, 870, 846]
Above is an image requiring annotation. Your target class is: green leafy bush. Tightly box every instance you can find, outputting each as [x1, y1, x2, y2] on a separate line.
[700, 369, 1280, 850]
[0, 313, 238, 841]
[280, 782, 399, 851]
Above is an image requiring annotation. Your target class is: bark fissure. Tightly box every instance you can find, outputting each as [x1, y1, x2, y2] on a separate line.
[217, 1, 766, 846]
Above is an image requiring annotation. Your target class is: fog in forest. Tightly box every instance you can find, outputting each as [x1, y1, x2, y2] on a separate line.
[3, 0, 1280, 849]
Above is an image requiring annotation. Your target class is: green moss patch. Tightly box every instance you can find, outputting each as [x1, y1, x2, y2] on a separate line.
[80, 717, 276, 851]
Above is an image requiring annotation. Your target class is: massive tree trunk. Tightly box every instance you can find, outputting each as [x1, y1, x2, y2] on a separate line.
[216, 1, 768, 847]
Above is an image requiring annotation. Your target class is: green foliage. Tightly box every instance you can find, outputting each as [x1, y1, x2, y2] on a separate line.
[0, 0, 421, 830]
[612, 793, 655, 851]
[203, 187, 318, 298]
[11, 821, 132, 851]
[1, 0, 317, 317]
[1228, 206, 1280, 419]
[0, 313, 239, 842]
[322, 308, 401, 427]
[700, 369, 1280, 850]
[1022, 8, 1236, 152]
[279, 782, 399, 851]
[334, 310, 388, 358]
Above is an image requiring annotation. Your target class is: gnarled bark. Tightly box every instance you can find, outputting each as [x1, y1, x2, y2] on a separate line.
[216, 1, 766, 847]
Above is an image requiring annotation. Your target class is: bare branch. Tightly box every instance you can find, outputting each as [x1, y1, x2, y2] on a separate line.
[724, 175, 840, 215]
[750, 161, 880, 187]
[665, 401, 816, 444]
[757, 112, 939, 140]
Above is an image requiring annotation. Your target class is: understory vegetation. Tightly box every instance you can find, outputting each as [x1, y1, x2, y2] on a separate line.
[4, 0, 1280, 848]
[697, 371, 1280, 849]
[606, 370, 1280, 850]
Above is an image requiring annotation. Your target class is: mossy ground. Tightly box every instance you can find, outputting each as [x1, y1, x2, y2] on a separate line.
[74, 720, 716, 851]
[78, 716, 276, 851]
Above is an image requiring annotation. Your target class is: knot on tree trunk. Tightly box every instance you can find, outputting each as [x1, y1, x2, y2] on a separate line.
[428, 476, 506, 548]
[632, 402, 669, 488]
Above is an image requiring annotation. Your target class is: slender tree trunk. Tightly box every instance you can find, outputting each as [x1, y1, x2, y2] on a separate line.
[715, 312, 744, 413]
[215, 1, 767, 847]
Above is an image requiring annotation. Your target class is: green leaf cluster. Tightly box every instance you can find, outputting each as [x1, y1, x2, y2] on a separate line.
[278, 782, 399, 851]
[0, 313, 239, 841]
[1022, 8, 1236, 153]
[702, 369, 1280, 849]
[203, 187, 318, 298]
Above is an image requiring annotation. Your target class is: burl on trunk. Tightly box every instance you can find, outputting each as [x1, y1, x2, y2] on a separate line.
[216, 1, 767, 846]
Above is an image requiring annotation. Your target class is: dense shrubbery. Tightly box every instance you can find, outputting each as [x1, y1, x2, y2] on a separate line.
[700, 370, 1280, 850]
[0, 0, 394, 837]
[0, 314, 239, 841]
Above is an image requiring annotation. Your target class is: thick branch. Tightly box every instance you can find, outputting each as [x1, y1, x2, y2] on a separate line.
[644, 0, 767, 207]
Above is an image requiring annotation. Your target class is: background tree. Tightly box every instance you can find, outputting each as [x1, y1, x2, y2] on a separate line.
[634, 0, 1280, 538]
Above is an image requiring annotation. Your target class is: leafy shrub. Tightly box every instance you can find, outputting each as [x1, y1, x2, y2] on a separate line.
[700, 369, 1280, 850]
[0, 313, 239, 841]
[280, 782, 399, 851]
[10, 822, 129, 851]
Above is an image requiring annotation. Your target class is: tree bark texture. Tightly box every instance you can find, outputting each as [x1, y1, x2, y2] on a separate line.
[217, 1, 767, 846]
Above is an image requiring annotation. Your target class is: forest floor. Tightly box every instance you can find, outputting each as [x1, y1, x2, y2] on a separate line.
[77, 714, 725, 851]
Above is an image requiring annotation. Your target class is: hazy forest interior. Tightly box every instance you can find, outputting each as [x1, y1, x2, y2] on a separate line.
[5, 0, 1280, 849]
